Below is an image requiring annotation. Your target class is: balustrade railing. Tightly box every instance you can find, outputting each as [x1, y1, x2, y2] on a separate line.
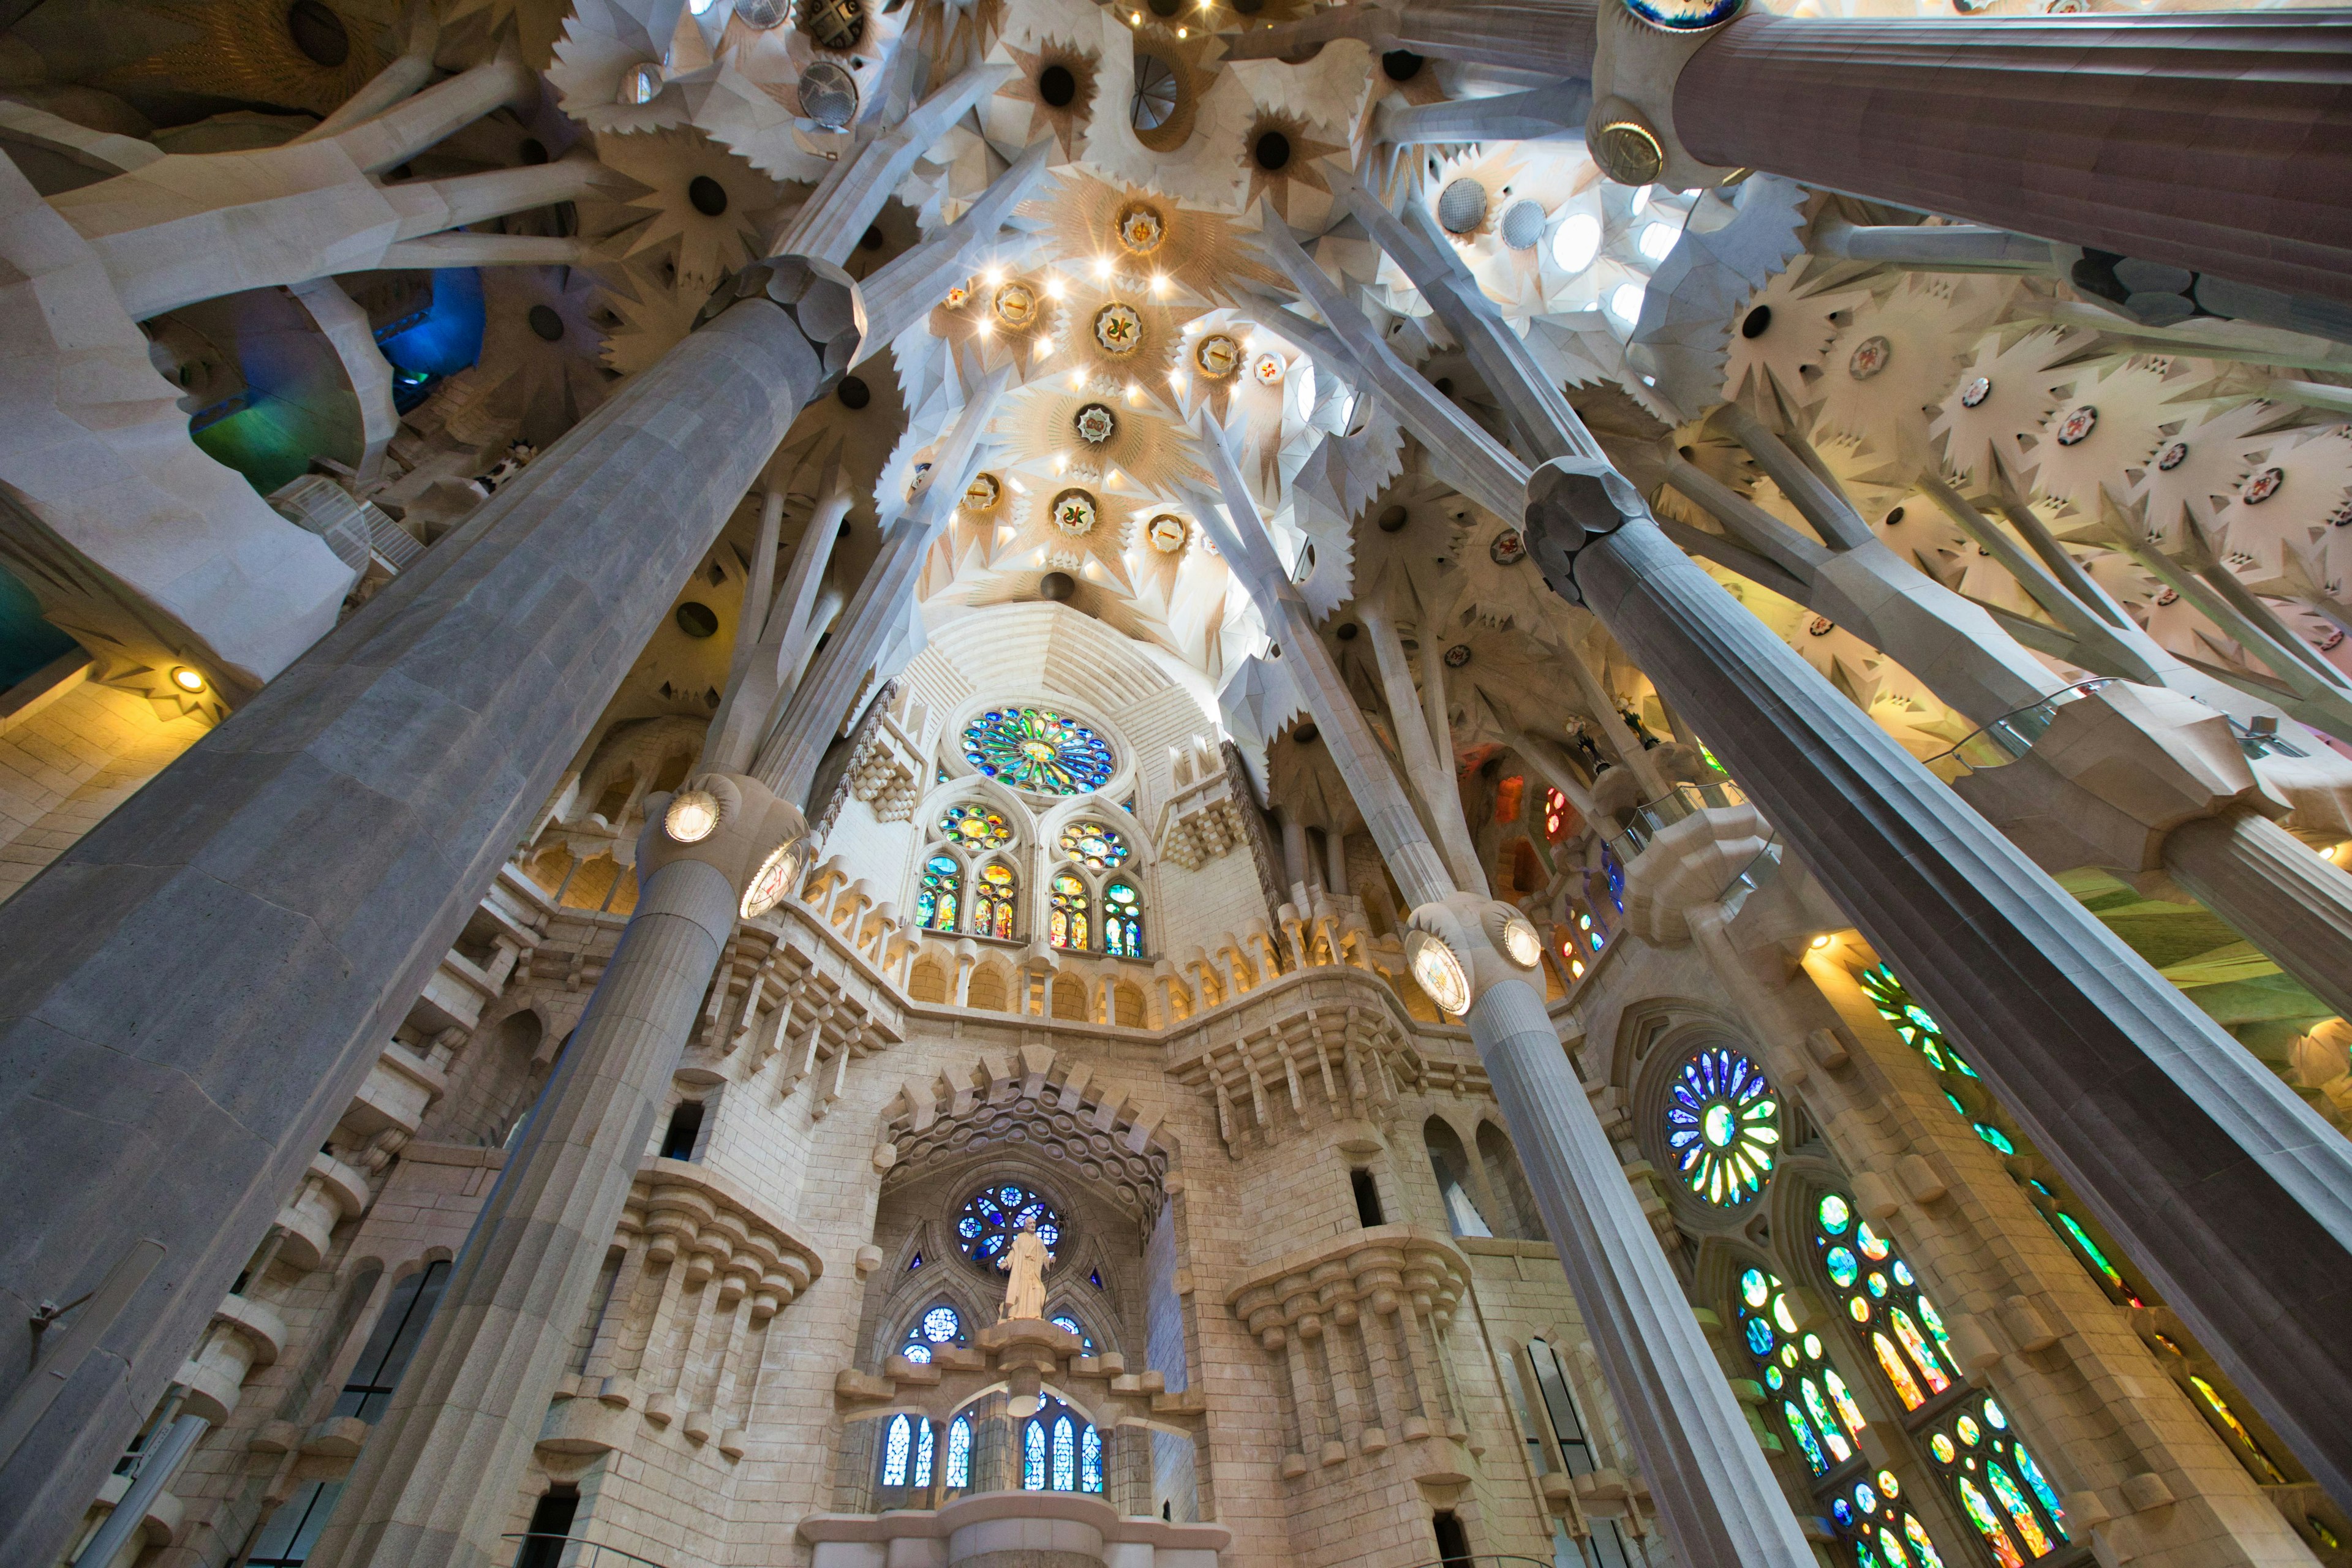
[1604, 777, 1750, 864]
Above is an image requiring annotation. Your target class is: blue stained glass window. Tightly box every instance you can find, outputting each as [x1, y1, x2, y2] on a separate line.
[883, 1414, 912, 1485]
[962, 708, 1116, 795]
[959, 1184, 1062, 1267]
[945, 1416, 972, 1487]
[1023, 1419, 1046, 1490]
[1080, 1423, 1103, 1493]
[1664, 1048, 1779, 1206]
[913, 1417, 935, 1487]
[1052, 1416, 1076, 1491]
[1102, 881, 1144, 957]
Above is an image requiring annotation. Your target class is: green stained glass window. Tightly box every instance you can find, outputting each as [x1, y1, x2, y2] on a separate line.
[918, 854, 960, 931]
[1102, 881, 1143, 957]
[940, 801, 1013, 850]
[1050, 872, 1090, 951]
[1058, 820, 1129, 868]
[962, 707, 1115, 795]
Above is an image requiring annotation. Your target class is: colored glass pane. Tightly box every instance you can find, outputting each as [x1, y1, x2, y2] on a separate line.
[1826, 1371, 1868, 1437]
[914, 1417, 936, 1487]
[1745, 1317, 1774, 1357]
[901, 1343, 932, 1363]
[1023, 1419, 1046, 1490]
[1060, 820, 1130, 868]
[1891, 1309, 1951, 1393]
[2189, 1376, 2288, 1482]
[919, 855, 960, 931]
[1857, 964, 1978, 1077]
[1804, 1379, 1852, 1462]
[883, 1414, 912, 1485]
[1050, 872, 1090, 951]
[1959, 1477, 2026, 1568]
[1988, 1464, 2054, 1556]
[2013, 1443, 2065, 1529]
[2056, 1212, 2124, 1289]
[1902, 1514, 1948, 1568]
[1102, 881, 1143, 957]
[1081, 1423, 1103, 1492]
[1826, 1246, 1858, 1287]
[1741, 1268, 1771, 1307]
[1664, 1047, 1779, 1205]
[1784, 1402, 1829, 1474]
[922, 1306, 962, 1343]
[1052, 1415, 1076, 1491]
[1856, 1222, 1890, 1262]
[963, 708, 1116, 795]
[1819, 1194, 1852, 1235]
[1874, 1528, 1910, 1568]
[974, 862, 1017, 939]
[946, 1416, 972, 1487]
[958, 1183, 1062, 1266]
[1874, 1333, 1927, 1409]
[939, 802, 1013, 849]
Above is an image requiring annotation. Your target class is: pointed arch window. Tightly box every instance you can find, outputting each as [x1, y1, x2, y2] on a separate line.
[917, 854, 961, 932]
[1049, 1313, 1095, 1352]
[881, 1414, 923, 1487]
[1050, 872, 1091, 951]
[1020, 1398, 1102, 1494]
[1022, 1416, 1047, 1490]
[1814, 1192, 2072, 1565]
[1102, 881, 1142, 957]
[973, 862, 1018, 939]
[944, 1415, 972, 1488]
[899, 1302, 965, 1364]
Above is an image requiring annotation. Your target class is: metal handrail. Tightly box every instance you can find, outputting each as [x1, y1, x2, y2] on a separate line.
[502, 1534, 671, 1568]
[1605, 777, 1750, 864]
[1923, 679, 2115, 782]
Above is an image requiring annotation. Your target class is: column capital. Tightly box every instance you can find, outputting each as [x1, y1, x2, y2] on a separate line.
[1523, 457, 1648, 608]
[695, 255, 867, 390]
[1586, 0, 1749, 189]
[1402, 893, 1546, 1016]
[641, 772, 812, 922]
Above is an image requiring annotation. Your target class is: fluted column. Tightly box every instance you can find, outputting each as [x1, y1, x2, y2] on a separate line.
[1556, 499, 2352, 1510]
[1193, 421, 1815, 1567]
[2165, 807, 2352, 1026]
[1675, 9, 2352, 307]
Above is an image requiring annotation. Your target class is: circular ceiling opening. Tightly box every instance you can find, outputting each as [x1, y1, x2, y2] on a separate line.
[687, 176, 729, 217]
[1253, 130, 1291, 172]
[286, 0, 349, 65]
[1741, 305, 1773, 339]
[527, 305, 565, 342]
[836, 375, 872, 409]
[1039, 64, 1077, 108]
[1039, 570, 1076, 601]
[1377, 505, 1409, 532]
[1382, 49, 1423, 81]
[674, 601, 720, 638]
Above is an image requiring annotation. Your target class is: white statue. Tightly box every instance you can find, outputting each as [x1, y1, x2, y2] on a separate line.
[997, 1215, 1054, 1321]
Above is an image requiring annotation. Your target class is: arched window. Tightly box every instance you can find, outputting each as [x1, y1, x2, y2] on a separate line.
[944, 1415, 972, 1488]
[1665, 1047, 1779, 1207]
[899, 1302, 965, 1363]
[1813, 1193, 2072, 1565]
[1049, 1313, 1096, 1352]
[1424, 1118, 1492, 1238]
[957, 1183, 1063, 1266]
[1058, 820, 1130, 869]
[973, 862, 1018, 939]
[1102, 882, 1142, 957]
[879, 1414, 937, 1488]
[1050, 872, 1090, 951]
[1020, 1398, 1102, 1494]
[963, 707, 1115, 795]
[917, 854, 961, 931]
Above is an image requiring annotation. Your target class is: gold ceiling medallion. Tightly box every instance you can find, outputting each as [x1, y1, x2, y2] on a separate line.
[964, 472, 1003, 511]
[1115, 203, 1166, 255]
[1074, 402, 1117, 444]
[1591, 116, 1665, 187]
[1147, 514, 1188, 554]
[993, 282, 1040, 329]
[1194, 334, 1241, 379]
[1093, 301, 1144, 356]
[1052, 489, 1099, 535]
[944, 284, 970, 309]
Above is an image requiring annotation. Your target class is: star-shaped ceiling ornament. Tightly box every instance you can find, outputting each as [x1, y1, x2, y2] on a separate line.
[1240, 110, 1346, 225]
[997, 39, 1099, 158]
[1036, 171, 1289, 306]
[1001, 386, 1203, 496]
[980, 469, 1140, 594]
[582, 126, 778, 295]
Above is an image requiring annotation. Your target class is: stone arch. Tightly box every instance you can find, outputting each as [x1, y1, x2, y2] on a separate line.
[964, 956, 1016, 1012]
[908, 954, 952, 1004]
[1475, 1120, 1539, 1240]
[1049, 971, 1089, 1020]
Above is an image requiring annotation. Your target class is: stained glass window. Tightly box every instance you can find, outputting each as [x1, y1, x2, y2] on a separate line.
[957, 1183, 1063, 1267]
[913, 1416, 936, 1486]
[882, 1414, 914, 1485]
[973, 862, 1017, 940]
[1052, 1415, 1076, 1490]
[945, 1415, 972, 1488]
[899, 1302, 965, 1363]
[940, 801, 1014, 850]
[1080, 1423, 1104, 1493]
[1050, 1313, 1095, 1352]
[1102, 882, 1143, 957]
[1542, 786, 1571, 841]
[918, 854, 960, 932]
[963, 707, 1116, 795]
[1023, 1417, 1046, 1490]
[1050, 872, 1090, 951]
[1817, 1193, 2071, 1564]
[1733, 1266, 1867, 1478]
[1059, 820, 1130, 868]
[1665, 1048, 1779, 1205]
[1826, 1470, 1948, 1568]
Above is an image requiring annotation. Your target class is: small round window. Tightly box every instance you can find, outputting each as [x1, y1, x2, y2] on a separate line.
[957, 1183, 1063, 1266]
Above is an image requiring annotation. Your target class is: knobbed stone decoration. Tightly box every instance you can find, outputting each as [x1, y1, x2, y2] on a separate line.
[697, 254, 867, 391]
[1521, 456, 1645, 606]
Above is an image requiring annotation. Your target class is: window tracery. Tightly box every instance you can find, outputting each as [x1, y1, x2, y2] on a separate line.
[898, 1302, 966, 1364]
[1058, 820, 1129, 868]
[1020, 1397, 1102, 1494]
[957, 1183, 1062, 1267]
[1665, 1047, 1779, 1206]
[1050, 872, 1090, 951]
[962, 708, 1115, 796]
[973, 861, 1019, 940]
[916, 854, 960, 932]
[1102, 881, 1142, 956]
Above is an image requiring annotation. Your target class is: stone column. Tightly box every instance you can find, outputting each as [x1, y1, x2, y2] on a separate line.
[2164, 807, 2352, 1026]
[309, 772, 807, 1568]
[0, 286, 846, 1568]
[1357, 589, 1490, 895]
[1531, 466, 2352, 1510]
[1673, 9, 2352, 307]
[1194, 423, 1817, 1567]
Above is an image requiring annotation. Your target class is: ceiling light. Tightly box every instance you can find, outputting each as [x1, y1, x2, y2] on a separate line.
[1499, 914, 1543, 968]
[1034, 338, 1052, 359]
[1069, 369, 1086, 388]
[1551, 213, 1600, 272]
[740, 842, 802, 919]
[1809, 933, 1837, 951]
[1093, 257, 1113, 279]
[1176, 24, 1186, 36]
[1045, 277, 1066, 299]
[1637, 221, 1678, 262]
[168, 665, 206, 694]
[1608, 282, 1647, 324]
[1150, 273, 1168, 295]
[666, 790, 720, 842]
[975, 317, 993, 336]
